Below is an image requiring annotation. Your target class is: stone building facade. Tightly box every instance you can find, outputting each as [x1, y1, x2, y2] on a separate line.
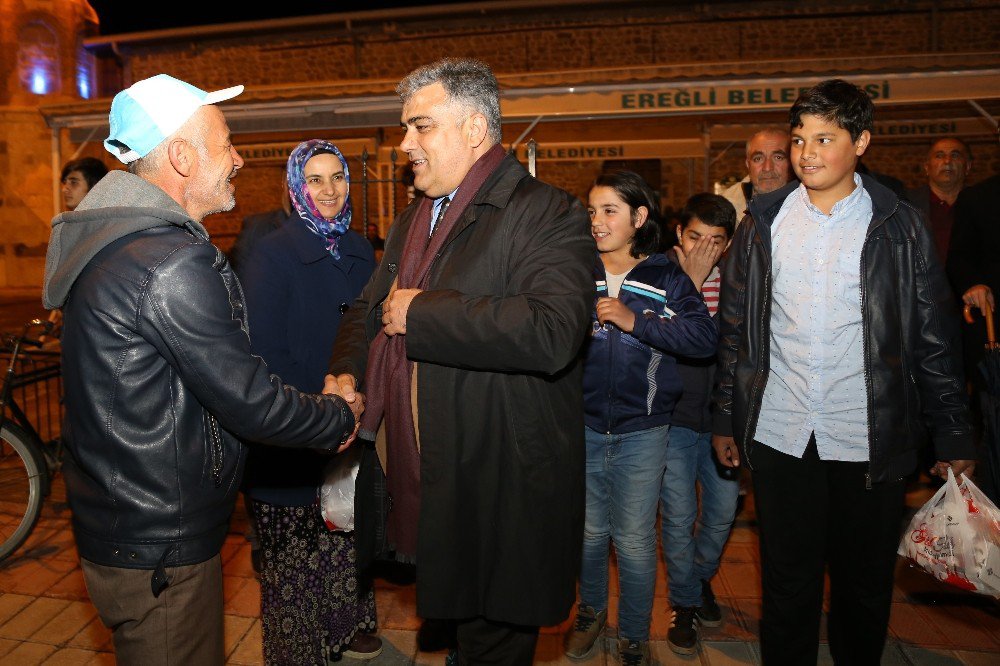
[0, 0, 102, 288]
[1, 0, 999, 287]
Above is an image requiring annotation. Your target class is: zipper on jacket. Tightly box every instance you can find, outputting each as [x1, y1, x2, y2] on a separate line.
[596, 262, 616, 435]
[606, 323, 616, 435]
[742, 233, 772, 470]
[209, 414, 224, 488]
[860, 239, 874, 490]
[601, 261, 635, 435]
[860, 199, 899, 490]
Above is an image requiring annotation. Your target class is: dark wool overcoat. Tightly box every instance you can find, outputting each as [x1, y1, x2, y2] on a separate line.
[330, 154, 594, 626]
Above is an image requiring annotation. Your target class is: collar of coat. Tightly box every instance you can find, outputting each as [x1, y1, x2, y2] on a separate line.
[747, 172, 903, 249]
[287, 217, 370, 269]
[400, 152, 529, 239]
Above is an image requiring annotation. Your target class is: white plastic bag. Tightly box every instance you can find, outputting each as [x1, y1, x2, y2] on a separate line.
[319, 446, 362, 532]
[898, 468, 1000, 596]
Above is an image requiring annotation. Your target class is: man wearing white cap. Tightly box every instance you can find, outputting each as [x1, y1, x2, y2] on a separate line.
[42, 74, 361, 664]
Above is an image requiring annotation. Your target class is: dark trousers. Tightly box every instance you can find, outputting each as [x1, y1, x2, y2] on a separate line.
[81, 554, 224, 665]
[751, 439, 905, 666]
[454, 616, 539, 665]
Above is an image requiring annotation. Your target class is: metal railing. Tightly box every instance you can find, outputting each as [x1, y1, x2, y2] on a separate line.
[360, 147, 400, 237]
[0, 347, 62, 443]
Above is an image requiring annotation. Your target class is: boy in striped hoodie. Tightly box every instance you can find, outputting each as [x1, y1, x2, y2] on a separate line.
[662, 193, 738, 655]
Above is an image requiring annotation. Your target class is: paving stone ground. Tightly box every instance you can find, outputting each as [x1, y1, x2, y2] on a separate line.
[0, 474, 997, 665]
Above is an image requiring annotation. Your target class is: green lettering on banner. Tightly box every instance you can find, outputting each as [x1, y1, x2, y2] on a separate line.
[617, 79, 897, 114]
[240, 146, 295, 161]
[864, 80, 891, 100]
[874, 120, 960, 137]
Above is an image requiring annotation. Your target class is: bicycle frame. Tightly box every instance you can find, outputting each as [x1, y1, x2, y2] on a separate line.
[0, 320, 57, 494]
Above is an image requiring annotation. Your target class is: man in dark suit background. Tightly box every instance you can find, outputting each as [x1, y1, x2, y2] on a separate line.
[907, 137, 972, 260]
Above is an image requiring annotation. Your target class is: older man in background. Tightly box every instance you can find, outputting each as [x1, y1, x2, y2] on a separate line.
[907, 137, 972, 259]
[722, 128, 792, 216]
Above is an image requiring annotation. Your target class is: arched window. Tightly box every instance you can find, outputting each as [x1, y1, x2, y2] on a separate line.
[18, 20, 60, 96]
[76, 36, 95, 99]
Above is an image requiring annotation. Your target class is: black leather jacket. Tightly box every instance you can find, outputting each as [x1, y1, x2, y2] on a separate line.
[43, 172, 355, 571]
[712, 175, 974, 483]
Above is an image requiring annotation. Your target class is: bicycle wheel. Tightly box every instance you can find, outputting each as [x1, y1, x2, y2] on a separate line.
[0, 423, 46, 561]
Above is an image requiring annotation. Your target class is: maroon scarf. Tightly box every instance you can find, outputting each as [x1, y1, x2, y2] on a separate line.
[361, 144, 506, 558]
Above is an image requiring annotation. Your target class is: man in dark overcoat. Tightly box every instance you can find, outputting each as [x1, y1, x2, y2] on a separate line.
[326, 58, 594, 664]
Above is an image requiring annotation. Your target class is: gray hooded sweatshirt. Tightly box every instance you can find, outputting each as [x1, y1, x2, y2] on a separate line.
[43, 169, 208, 309]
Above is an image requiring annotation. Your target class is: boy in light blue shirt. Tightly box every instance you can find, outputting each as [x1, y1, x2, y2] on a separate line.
[711, 79, 975, 665]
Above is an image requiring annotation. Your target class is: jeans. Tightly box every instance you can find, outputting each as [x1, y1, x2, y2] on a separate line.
[580, 424, 669, 641]
[660, 426, 740, 608]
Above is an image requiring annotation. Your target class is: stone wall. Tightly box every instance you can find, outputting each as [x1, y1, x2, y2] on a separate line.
[3, 1, 1000, 282]
[0, 0, 103, 288]
[0, 109, 62, 288]
[121, 2, 1000, 86]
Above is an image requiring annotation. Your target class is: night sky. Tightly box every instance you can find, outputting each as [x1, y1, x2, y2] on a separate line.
[87, 1, 480, 35]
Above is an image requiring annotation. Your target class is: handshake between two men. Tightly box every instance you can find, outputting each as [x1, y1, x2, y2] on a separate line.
[324, 281, 422, 449]
[325, 373, 365, 450]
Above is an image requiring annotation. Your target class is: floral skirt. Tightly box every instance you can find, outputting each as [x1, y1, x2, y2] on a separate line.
[252, 500, 377, 665]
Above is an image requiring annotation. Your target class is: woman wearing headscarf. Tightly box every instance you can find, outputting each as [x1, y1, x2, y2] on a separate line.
[241, 140, 379, 664]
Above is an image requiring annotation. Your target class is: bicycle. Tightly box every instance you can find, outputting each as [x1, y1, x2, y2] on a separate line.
[0, 318, 64, 561]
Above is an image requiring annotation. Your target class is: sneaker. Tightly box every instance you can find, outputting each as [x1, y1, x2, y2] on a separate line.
[667, 606, 699, 655]
[564, 604, 607, 660]
[696, 579, 722, 627]
[342, 633, 382, 660]
[617, 638, 650, 666]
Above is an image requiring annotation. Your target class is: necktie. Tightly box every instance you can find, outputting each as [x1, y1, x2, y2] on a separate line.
[430, 197, 450, 237]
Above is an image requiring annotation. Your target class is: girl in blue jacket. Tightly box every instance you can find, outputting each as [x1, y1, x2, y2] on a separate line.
[564, 170, 717, 665]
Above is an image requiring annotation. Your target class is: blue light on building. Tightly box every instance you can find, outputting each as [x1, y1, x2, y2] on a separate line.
[19, 20, 59, 96]
[31, 69, 50, 95]
[77, 74, 91, 99]
[77, 38, 96, 99]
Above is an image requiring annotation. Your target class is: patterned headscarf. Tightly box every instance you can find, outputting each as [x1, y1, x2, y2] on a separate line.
[287, 139, 352, 259]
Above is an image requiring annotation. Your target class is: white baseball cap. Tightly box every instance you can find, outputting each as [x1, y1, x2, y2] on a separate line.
[104, 74, 244, 164]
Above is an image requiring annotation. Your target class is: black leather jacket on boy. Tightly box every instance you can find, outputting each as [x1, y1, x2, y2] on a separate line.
[712, 174, 974, 484]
